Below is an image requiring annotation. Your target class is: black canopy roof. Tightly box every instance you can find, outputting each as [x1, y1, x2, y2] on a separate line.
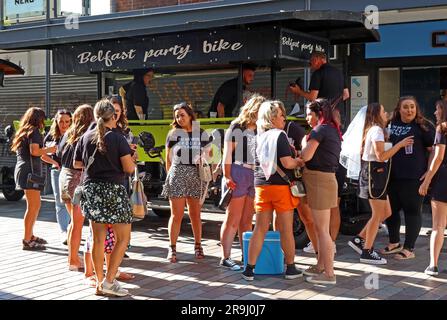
[0, 10, 378, 51]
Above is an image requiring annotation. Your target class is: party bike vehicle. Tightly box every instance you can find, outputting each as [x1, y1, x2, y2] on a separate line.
[0, 59, 25, 202]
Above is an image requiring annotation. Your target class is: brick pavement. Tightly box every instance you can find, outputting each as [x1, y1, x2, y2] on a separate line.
[1, 194, 447, 300]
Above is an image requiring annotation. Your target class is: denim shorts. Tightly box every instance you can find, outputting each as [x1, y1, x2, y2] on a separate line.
[221, 163, 255, 198]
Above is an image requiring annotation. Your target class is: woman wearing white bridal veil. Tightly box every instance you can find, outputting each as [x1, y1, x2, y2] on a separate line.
[339, 106, 367, 179]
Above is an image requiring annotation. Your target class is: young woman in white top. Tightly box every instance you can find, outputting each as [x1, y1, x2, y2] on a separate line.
[348, 103, 413, 264]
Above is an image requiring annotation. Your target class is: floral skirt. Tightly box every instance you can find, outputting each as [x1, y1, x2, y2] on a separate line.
[80, 181, 132, 224]
[161, 164, 205, 199]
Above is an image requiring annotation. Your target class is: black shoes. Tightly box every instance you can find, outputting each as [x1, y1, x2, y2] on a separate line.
[242, 265, 255, 281]
[360, 249, 387, 265]
[348, 236, 365, 255]
[284, 264, 303, 280]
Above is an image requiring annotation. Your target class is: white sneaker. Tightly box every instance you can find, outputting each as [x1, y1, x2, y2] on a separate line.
[379, 223, 389, 235]
[303, 242, 316, 254]
[101, 279, 129, 297]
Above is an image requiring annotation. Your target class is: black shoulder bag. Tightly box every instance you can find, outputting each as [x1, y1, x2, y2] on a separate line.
[26, 137, 46, 189]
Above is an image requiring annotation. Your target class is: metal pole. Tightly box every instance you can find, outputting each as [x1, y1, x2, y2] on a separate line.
[0, 0, 4, 30]
[303, 0, 312, 101]
[237, 64, 243, 115]
[270, 67, 277, 99]
[45, 0, 51, 117]
[97, 73, 102, 100]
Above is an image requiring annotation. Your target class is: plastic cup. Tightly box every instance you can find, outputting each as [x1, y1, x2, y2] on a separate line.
[210, 112, 217, 118]
[405, 144, 413, 155]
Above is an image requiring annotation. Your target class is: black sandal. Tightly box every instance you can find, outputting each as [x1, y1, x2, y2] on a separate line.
[167, 245, 177, 263]
[31, 235, 48, 245]
[194, 243, 205, 259]
[22, 239, 46, 251]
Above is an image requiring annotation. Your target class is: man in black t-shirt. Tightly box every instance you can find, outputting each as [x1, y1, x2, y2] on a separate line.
[289, 52, 349, 127]
[209, 64, 256, 118]
[121, 68, 154, 120]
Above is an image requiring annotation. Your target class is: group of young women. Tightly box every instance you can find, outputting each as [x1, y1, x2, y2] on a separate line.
[13, 97, 138, 297]
[12, 92, 447, 295]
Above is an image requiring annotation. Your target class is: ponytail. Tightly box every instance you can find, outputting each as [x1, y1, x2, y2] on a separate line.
[93, 99, 115, 154]
[95, 118, 107, 153]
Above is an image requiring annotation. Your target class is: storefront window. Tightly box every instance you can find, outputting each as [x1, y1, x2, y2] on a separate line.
[401, 67, 440, 121]
[3, 0, 47, 25]
[59, 0, 83, 16]
[379, 68, 400, 113]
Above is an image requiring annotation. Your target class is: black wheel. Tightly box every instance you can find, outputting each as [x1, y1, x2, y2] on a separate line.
[293, 209, 309, 249]
[152, 208, 171, 218]
[2, 170, 24, 201]
[2, 188, 24, 201]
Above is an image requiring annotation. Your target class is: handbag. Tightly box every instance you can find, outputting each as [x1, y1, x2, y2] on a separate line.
[276, 165, 306, 198]
[368, 159, 392, 199]
[198, 157, 212, 183]
[130, 167, 147, 221]
[26, 173, 46, 189]
[218, 188, 233, 211]
[26, 142, 46, 189]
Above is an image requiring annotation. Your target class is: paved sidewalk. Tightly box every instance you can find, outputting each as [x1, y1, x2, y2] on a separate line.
[1, 194, 447, 300]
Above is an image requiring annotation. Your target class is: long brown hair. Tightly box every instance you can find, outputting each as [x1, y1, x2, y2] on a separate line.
[108, 95, 129, 134]
[94, 99, 115, 154]
[170, 102, 196, 129]
[435, 100, 447, 135]
[392, 96, 431, 132]
[48, 109, 72, 140]
[66, 104, 94, 145]
[361, 102, 385, 155]
[11, 107, 46, 152]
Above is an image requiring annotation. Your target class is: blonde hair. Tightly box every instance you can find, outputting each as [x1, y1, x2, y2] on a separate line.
[256, 100, 286, 133]
[232, 94, 266, 128]
[93, 99, 115, 154]
[66, 104, 94, 146]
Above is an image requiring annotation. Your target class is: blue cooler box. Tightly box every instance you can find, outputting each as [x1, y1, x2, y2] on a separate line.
[243, 231, 284, 275]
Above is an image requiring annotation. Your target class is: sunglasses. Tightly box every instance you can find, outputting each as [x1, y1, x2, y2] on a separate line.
[56, 109, 72, 116]
[173, 102, 191, 111]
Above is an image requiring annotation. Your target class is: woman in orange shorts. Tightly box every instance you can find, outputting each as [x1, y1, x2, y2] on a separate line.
[242, 100, 304, 281]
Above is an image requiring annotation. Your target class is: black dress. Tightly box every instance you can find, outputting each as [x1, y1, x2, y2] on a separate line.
[14, 128, 44, 191]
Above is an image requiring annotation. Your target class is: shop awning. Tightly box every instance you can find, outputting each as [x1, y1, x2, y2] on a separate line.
[0, 10, 378, 51]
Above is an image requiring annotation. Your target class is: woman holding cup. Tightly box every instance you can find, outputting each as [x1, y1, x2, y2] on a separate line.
[41, 110, 72, 244]
[380, 96, 435, 260]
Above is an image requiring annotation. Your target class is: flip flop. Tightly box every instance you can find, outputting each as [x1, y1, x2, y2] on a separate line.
[379, 244, 403, 255]
[116, 271, 135, 281]
[394, 250, 415, 260]
[85, 275, 97, 288]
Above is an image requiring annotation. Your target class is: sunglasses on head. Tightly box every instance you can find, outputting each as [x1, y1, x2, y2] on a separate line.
[173, 102, 191, 111]
[56, 109, 72, 116]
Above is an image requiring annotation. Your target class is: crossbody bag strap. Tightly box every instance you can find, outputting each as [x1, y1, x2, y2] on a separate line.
[286, 121, 292, 136]
[368, 158, 392, 199]
[28, 134, 39, 176]
[274, 163, 292, 185]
